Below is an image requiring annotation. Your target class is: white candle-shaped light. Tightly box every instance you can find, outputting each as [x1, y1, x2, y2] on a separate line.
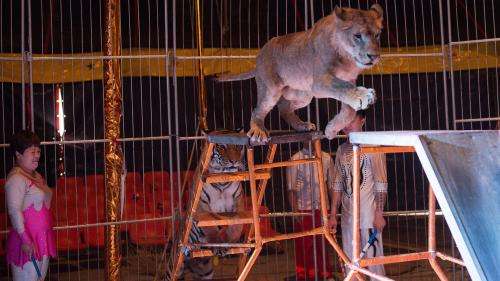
[56, 86, 65, 138]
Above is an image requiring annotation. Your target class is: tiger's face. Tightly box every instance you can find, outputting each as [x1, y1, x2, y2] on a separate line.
[211, 143, 245, 172]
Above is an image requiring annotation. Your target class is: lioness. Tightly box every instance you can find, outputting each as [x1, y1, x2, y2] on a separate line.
[217, 5, 383, 141]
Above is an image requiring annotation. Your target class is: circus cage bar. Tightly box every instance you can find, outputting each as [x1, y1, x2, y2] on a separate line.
[0, 0, 498, 280]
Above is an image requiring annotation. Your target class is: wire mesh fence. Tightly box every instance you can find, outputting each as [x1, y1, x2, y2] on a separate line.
[0, 0, 497, 280]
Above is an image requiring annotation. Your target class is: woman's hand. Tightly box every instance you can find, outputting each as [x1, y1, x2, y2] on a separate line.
[373, 210, 386, 232]
[328, 214, 338, 234]
[21, 243, 34, 256]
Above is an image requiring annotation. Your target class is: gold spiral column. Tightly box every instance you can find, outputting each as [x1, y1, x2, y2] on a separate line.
[103, 0, 123, 280]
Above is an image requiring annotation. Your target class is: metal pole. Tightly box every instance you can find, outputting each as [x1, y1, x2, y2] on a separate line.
[428, 185, 437, 253]
[428, 185, 448, 281]
[446, 0, 457, 129]
[103, 0, 123, 280]
[21, 0, 25, 129]
[194, 0, 208, 131]
[27, 0, 34, 130]
[450, 37, 500, 45]
[26, 52, 446, 61]
[454, 116, 500, 123]
[438, 0, 450, 130]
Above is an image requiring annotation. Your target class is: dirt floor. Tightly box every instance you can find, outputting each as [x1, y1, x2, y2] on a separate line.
[0, 218, 471, 280]
[0, 242, 470, 281]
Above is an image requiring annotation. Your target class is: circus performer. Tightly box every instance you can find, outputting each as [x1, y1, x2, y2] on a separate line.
[5, 130, 56, 281]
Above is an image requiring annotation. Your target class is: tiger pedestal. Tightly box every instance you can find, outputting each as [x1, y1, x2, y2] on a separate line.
[170, 131, 350, 281]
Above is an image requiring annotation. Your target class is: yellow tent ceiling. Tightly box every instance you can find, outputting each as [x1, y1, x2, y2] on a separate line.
[0, 43, 497, 84]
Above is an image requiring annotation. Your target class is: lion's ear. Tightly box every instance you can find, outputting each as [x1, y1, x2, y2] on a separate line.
[334, 6, 347, 21]
[333, 6, 352, 29]
[370, 4, 384, 20]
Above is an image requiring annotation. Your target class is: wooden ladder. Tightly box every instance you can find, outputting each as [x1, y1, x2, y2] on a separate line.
[170, 131, 350, 281]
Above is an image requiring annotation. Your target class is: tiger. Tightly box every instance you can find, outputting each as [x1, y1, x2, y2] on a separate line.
[165, 131, 246, 280]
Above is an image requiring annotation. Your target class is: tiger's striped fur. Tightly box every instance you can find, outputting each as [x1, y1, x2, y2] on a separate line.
[165, 140, 245, 280]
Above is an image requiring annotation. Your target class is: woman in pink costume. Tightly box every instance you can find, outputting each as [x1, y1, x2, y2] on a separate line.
[5, 130, 56, 280]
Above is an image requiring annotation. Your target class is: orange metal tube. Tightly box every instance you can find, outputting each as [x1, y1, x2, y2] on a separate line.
[429, 184, 437, 253]
[429, 258, 449, 281]
[347, 264, 394, 281]
[254, 157, 318, 170]
[359, 252, 430, 267]
[238, 149, 262, 281]
[324, 232, 351, 264]
[257, 144, 277, 204]
[172, 143, 214, 280]
[360, 146, 415, 154]
[262, 227, 324, 243]
[436, 252, 466, 267]
[313, 139, 329, 226]
[246, 148, 262, 245]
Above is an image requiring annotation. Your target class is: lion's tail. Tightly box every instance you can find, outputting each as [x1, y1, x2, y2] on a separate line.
[215, 70, 256, 82]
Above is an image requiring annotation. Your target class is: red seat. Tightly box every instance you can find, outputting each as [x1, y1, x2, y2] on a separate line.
[82, 174, 106, 223]
[80, 174, 106, 247]
[242, 196, 280, 239]
[143, 171, 172, 216]
[123, 172, 168, 246]
[53, 177, 87, 250]
[83, 226, 105, 248]
[126, 217, 169, 246]
[54, 228, 86, 251]
[54, 177, 85, 225]
[123, 172, 148, 220]
[0, 178, 6, 213]
[171, 170, 194, 208]
[0, 215, 7, 256]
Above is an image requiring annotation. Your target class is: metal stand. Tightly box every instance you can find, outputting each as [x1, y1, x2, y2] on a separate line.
[345, 145, 465, 281]
[169, 131, 350, 281]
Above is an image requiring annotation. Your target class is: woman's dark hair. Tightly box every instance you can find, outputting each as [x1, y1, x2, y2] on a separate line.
[356, 110, 366, 119]
[10, 130, 41, 155]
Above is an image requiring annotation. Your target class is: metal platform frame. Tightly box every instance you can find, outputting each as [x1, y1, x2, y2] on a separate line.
[169, 131, 350, 281]
[345, 130, 484, 281]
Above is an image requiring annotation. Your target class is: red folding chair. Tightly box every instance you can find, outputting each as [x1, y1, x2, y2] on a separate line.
[0, 215, 7, 257]
[143, 171, 172, 216]
[241, 196, 280, 238]
[123, 172, 148, 220]
[0, 178, 6, 214]
[124, 172, 168, 246]
[53, 177, 87, 251]
[170, 170, 194, 208]
[81, 174, 106, 247]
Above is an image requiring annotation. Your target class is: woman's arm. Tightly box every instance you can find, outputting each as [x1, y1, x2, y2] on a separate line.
[5, 174, 32, 245]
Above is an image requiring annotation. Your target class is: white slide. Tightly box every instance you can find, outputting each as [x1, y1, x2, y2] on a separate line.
[349, 130, 500, 281]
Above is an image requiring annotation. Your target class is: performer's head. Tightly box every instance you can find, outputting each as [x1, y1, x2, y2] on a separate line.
[342, 110, 366, 136]
[301, 140, 312, 152]
[10, 130, 41, 172]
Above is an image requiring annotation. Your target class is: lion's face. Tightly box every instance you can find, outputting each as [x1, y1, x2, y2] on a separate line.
[334, 4, 384, 69]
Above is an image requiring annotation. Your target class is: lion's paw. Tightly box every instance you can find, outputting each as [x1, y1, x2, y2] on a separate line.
[349, 87, 377, 110]
[248, 123, 269, 143]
